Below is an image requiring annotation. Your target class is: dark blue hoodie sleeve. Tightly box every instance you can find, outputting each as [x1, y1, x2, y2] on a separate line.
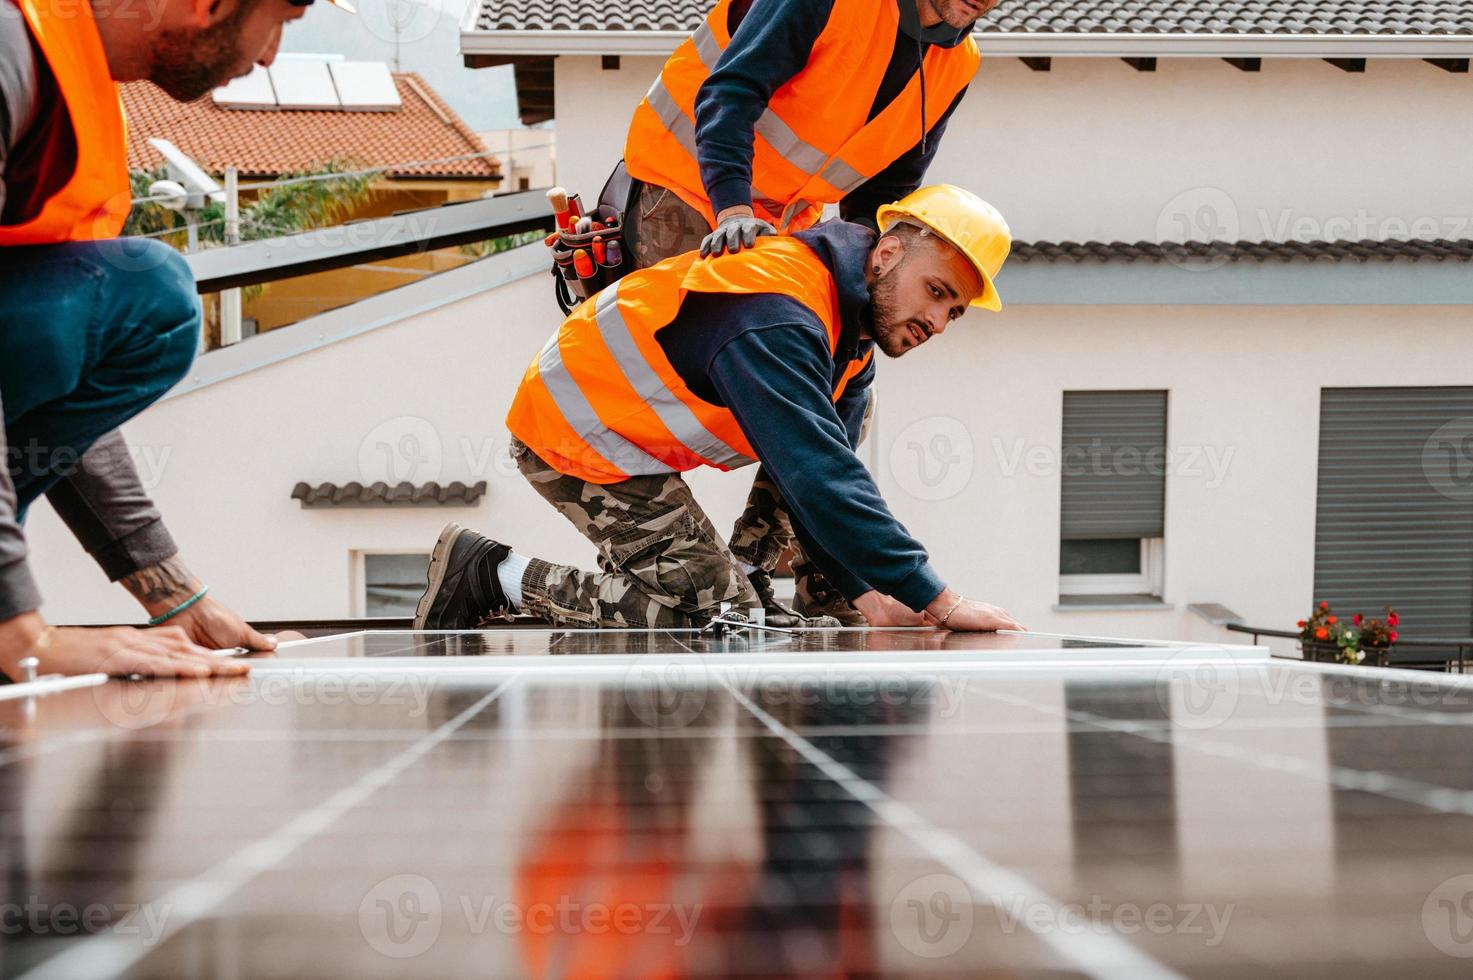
[840, 86, 967, 230]
[693, 0, 836, 216]
[707, 322, 946, 611]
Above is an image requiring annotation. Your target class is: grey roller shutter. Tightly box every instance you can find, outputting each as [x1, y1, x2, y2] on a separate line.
[1060, 391, 1168, 540]
[1314, 387, 1473, 639]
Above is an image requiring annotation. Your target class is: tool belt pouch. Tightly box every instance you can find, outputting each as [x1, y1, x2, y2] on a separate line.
[550, 196, 629, 316]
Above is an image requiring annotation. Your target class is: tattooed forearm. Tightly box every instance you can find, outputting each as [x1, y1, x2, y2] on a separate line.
[121, 555, 200, 607]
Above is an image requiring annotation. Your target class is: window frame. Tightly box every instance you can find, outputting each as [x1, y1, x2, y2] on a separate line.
[1059, 537, 1165, 598]
[353, 550, 431, 618]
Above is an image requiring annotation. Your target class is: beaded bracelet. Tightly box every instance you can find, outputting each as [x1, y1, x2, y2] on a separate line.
[148, 585, 209, 626]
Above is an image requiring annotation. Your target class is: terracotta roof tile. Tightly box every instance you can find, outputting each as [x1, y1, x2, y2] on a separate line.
[291, 481, 489, 507]
[122, 73, 498, 180]
[472, 0, 1473, 35]
[1011, 237, 1473, 263]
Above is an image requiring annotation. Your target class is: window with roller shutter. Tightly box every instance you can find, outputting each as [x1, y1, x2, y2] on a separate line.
[1314, 387, 1473, 640]
[1059, 391, 1168, 601]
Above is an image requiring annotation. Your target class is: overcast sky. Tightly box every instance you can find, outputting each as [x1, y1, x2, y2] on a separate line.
[278, 0, 523, 132]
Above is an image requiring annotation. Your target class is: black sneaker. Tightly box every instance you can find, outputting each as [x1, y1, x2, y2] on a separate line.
[747, 568, 841, 629]
[792, 561, 866, 627]
[414, 523, 515, 630]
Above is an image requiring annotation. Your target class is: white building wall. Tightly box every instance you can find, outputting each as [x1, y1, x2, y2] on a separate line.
[23, 50, 1471, 639]
[24, 269, 1473, 647]
[477, 127, 557, 191]
[555, 54, 1473, 244]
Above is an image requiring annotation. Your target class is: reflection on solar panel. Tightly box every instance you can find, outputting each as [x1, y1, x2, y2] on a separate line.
[330, 62, 403, 112]
[211, 65, 276, 109]
[5, 627, 1473, 977]
[266, 60, 340, 110]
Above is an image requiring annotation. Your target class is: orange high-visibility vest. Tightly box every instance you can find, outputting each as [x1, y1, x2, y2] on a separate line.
[507, 237, 874, 485]
[0, 0, 130, 244]
[624, 0, 979, 234]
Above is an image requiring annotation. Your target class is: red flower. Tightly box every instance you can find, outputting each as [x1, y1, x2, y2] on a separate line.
[1388, 611, 1400, 627]
[1390, 631, 1399, 643]
[1352, 613, 1363, 626]
[1327, 616, 1338, 625]
[1320, 601, 1329, 610]
[1297, 620, 1307, 629]
[1315, 627, 1329, 640]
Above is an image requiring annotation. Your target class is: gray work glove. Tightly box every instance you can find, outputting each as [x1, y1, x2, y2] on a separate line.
[700, 214, 777, 257]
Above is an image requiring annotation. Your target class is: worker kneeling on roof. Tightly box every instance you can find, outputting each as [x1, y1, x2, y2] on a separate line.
[415, 185, 1023, 634]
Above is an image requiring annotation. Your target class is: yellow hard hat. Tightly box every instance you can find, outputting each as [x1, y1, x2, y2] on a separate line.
[876, 185, 1011, 311]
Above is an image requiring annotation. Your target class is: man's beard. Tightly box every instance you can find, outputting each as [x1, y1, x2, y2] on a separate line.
[869, 266, 920, 359]
[928, 0, 989, 29]
[149, 2, 257, 101]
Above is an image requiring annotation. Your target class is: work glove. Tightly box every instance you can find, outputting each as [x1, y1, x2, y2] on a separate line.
[700, 214, 776, 257]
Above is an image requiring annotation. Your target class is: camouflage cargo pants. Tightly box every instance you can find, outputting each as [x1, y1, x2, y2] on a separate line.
[511, 438, 760, 629]
[726, 391, 877, 572]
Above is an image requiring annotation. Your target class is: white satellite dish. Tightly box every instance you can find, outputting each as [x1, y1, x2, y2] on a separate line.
[146, 138, 224, 208]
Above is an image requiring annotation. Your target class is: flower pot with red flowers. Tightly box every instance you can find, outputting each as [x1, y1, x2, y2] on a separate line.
[1296, 602, 1399, 666]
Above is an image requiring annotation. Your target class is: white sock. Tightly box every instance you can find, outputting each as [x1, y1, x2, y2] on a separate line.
[739, 562, 758, 577]
[497, 551, 530, 611]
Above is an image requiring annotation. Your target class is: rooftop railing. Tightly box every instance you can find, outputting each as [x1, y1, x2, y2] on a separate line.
[1225, 622, 1472, 672]
[183, 190, 557, 293]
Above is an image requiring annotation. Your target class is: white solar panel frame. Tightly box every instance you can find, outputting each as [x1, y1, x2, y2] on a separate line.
[267, 60, 340, 110]
[211, 66, 277, 109]
[328, 61, 403, 112]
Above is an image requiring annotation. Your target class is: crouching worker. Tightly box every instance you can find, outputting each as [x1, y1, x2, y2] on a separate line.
[415, 185, 1023, 634]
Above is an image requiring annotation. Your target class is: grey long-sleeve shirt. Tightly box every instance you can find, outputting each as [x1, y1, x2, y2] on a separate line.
[0, 0, 180, 620]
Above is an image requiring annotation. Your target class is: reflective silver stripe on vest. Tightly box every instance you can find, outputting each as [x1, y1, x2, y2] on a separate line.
[688, 22, 851, 183]
[646, 77, 790, 227]
[537, 331, 673, 477]
[593, 282, 756, 470]
[754, 111, 829, 177]
[780, 199, 814, 232]
[646, 77, 699, 157]
[691, 21, 723, 67]
[819, 156, 867, 195]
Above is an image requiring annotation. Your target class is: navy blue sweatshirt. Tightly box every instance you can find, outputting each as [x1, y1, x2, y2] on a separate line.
[693, 0, 972, 229]
[656, 221, 947, 612]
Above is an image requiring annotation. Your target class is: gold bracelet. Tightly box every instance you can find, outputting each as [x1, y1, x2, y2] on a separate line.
[938, 596, 965, 628]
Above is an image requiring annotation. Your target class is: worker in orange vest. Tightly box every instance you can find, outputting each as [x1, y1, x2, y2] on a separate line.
[416, 186, 1024, 636]
[0, 0, 351, 681]
[618, 0, 998, 629]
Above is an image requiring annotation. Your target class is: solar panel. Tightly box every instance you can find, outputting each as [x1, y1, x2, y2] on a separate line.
[268, 60, 340, 110]
[329, 61, 403, 112]
[5, 627, 1469, 977]
[211, 65, 277, 109]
